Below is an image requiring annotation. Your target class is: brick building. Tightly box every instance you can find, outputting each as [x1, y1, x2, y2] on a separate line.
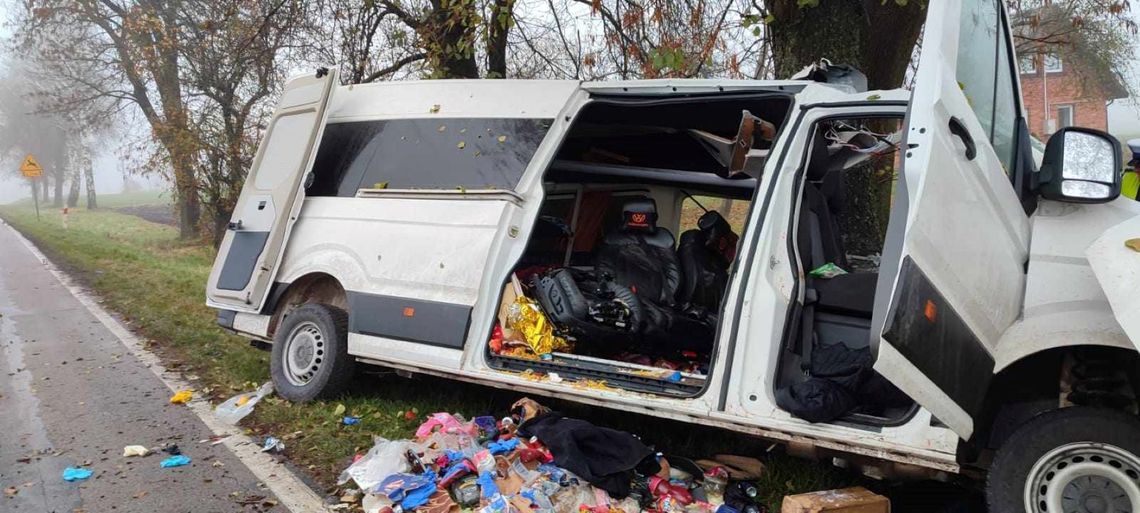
[1019, 52, 1128, 140]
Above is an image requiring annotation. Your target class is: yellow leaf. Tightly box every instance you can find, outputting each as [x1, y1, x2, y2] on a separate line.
[333, 403, 346, 416]
[457, 141, 466, 149]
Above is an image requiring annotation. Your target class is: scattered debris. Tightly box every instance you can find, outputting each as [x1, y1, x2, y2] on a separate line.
[132, 490, 149, 500]
[162, 444, 181, 456]
[122, 445, 150, 457]
[4, 486, 18, 498]
[169, 389, 193, 404]
[62, 467, 94, 482]
[333, 403, 347, 416]
[343, 416, 362, 426]
[261, 436, 285, 453]
[214, 382, 273, 425]
[160, 455, 191, 468]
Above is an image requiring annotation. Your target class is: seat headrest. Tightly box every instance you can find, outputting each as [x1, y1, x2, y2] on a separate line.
[697, 211, 739, 262]
[621, 198, 659, 233]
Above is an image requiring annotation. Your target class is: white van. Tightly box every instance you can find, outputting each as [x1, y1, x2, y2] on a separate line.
[206, 1, 1140, 510]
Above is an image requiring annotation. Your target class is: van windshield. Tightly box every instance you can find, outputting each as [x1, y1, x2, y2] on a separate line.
[307, 118, 553, 196]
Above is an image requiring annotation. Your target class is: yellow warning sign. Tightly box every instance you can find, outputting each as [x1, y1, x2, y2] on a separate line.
[20, 154, 43, 178]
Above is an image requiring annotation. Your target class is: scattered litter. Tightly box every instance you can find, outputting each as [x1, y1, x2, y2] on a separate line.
[4, 486, 17, 497]
[160, 455, 191, 468]
[214, 382, 273, 425]
[343, 416, 362, 426]
[333, 403, 347, 416]
[261, 436, 285, 453]
[199, 435, 231, 445]
[122, 445, 150, 457]
[212, 460, 225, 468]
[132, 490, 148, 499]
[169, 389, 193, 404]
[338, 438, 416, 491]
[808, 263, 847, 279]
[547, 372, 564, 384]
[162, 444, 181, 456]
[62, 467, 93, 482]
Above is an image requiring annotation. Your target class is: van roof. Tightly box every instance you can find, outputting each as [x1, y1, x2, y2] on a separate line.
[324, 78, 904, 123]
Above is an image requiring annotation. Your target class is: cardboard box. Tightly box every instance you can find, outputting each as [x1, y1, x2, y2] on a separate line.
[781, 487, 890, 513]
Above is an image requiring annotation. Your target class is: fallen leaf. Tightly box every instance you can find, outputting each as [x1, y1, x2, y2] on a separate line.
[132, 491, 148, 499]
[457, 141, 466, 149]
[1126, 238, 1140, 252]
[437, 125, 446, 132]
[333, 403, 346, 416]
[4, 487, 17, 497]
[429, 104, 441, 113]
[497, 135, 507, 143]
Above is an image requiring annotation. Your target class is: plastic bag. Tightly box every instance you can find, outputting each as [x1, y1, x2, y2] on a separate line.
[214, 382, 273, 425]
[808, 263, 847, 279]
[338, 438, 416, 491]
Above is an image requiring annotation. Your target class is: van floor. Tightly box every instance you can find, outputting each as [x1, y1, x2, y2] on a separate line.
[490, 350, 706, 396]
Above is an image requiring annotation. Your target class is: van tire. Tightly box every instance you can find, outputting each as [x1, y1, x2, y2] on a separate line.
[986, 407, 1140, 513]
[270, 303, 354, 402]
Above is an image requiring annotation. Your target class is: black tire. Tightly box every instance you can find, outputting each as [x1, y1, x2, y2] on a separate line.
[270, 303, 354, 402]
[987, 407, 1140, 513]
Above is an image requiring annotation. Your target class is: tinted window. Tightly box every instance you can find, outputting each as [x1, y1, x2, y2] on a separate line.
[956, 0, 1000, 140]
[308, 118, 552, 196]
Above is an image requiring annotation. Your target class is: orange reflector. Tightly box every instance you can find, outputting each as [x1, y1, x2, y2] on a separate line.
[403, 307, 415, 317]
[924, 300, 938, 323]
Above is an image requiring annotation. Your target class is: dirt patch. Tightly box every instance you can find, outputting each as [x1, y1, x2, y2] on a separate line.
[114, 204, 177, 226]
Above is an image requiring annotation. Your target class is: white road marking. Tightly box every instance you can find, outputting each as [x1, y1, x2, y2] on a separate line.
[5, 223, 329, 513]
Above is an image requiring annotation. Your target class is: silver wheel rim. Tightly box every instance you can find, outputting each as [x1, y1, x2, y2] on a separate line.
[1025, 442, 1140, 513]
[283, 321, 325, 386]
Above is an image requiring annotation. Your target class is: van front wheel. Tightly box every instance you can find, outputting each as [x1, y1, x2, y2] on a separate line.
[987, 407, 1140, 513]
[270, 303, 354, 402]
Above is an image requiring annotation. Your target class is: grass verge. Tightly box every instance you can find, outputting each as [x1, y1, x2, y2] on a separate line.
[0, 195, 854, 509]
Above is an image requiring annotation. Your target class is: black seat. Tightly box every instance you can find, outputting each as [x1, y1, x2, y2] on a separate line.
[532, 198, 713, 353]
[676, 210, 739, 322]
[594, 198, 682, 308]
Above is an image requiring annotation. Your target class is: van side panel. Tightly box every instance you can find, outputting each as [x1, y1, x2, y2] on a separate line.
[275, 196, 512, 368]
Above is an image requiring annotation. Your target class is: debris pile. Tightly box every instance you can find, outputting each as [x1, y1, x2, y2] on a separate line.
[339, 398, 770, 513]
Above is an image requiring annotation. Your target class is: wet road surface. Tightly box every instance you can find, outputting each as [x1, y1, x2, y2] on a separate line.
[0, 224, 291, 513]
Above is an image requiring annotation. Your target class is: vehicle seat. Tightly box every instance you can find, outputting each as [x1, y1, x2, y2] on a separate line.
[677, 210, 739, 322]
[594, 198, 682, 308]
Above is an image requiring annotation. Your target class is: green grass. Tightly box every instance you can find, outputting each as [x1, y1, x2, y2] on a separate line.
[0, 199, 852, 507]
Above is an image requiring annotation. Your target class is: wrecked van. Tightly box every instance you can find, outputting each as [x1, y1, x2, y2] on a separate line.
[207, 1, 1140, 510]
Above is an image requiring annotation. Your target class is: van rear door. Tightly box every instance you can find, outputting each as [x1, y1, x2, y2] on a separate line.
[872, 0, 1031, 439]
[206, 69, 337, 312]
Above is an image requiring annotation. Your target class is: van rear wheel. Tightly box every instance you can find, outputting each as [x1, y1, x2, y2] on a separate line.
[987, 407, 1140, 513]
[270, 303, 354, 402]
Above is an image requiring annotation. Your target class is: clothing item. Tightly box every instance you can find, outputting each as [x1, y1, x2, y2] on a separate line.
[518, 411, 655, 498]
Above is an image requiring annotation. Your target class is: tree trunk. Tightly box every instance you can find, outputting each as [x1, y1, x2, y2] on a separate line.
[212, 209, 231, 249]
[767, 0, 925, 90]
[768, 0, 925, 255]
[52, 172, 64, 208]
[84, 154, 97, 209]
[425, 0, 480, 78]
[67, 170, 80, 208]
[40, 177, 49, 203]
[485, 0, 514, 78]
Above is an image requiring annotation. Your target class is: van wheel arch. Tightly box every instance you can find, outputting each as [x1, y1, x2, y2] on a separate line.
[268, 273, 349, 338]
[973, 346, 1139, 460]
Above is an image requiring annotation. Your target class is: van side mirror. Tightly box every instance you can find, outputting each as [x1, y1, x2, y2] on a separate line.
[1039, 127, 1122, 203]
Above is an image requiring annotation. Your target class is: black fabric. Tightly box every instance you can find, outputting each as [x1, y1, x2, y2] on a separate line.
[775, 378, 857, 424]
[812, 272, 878, 318]
[518, 411, 654, 498]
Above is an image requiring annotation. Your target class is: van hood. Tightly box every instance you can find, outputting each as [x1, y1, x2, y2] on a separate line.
[1087, 212, 1140, 351]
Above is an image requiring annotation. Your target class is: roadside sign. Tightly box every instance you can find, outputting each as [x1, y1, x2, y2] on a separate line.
[20, 155, 43, 178]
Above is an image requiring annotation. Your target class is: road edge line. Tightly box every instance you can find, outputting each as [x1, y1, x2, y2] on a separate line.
[4, 222, 330, 513]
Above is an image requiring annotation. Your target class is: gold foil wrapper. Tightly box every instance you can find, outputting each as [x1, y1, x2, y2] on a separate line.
[505, 296, 570, 355]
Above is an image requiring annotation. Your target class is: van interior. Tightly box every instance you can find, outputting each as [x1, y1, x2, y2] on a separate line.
[486, 98, 914, 423]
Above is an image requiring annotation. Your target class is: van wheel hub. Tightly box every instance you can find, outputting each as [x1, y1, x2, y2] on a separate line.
[283, 321, 325, 386]
[1026, 442, 1140, 513]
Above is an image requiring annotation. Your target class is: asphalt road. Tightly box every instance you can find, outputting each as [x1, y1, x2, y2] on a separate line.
[0, 224, 291, 513]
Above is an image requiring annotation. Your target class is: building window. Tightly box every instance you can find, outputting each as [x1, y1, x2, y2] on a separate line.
[1044, 53, 1063, 73]
[1056, 105, 1074, 130]
[1019, 54, 1036, 74]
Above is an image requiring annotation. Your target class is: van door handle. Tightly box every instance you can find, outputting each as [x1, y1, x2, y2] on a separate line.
[228, 220, 243, 231]
[947, 117, 977, 161]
